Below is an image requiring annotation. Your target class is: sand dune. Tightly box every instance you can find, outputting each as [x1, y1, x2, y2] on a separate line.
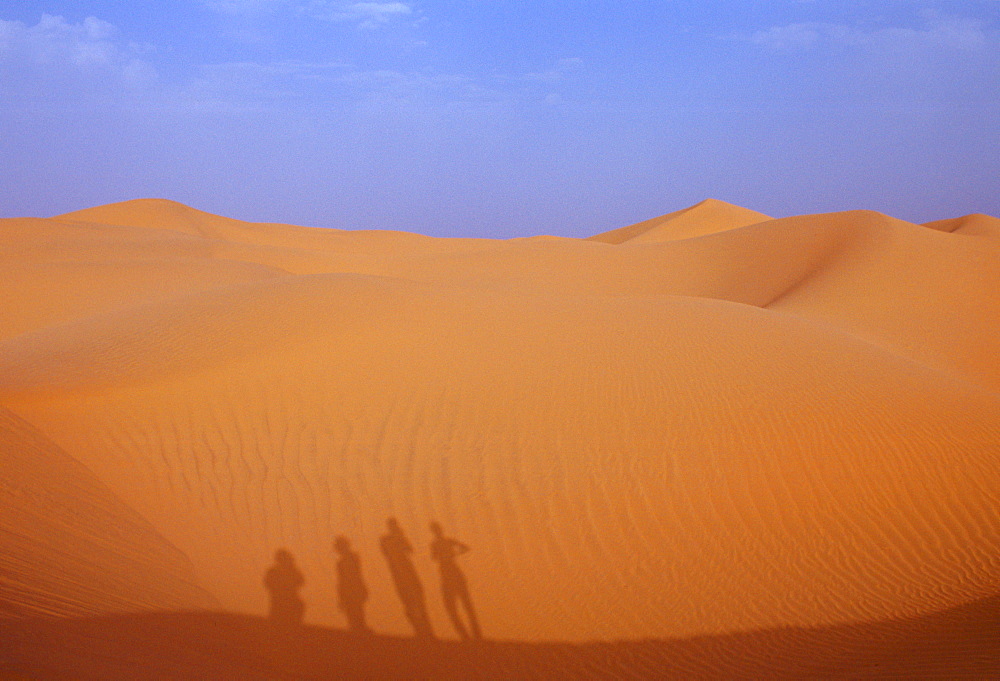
[1, 199, 998, 676]
[923, 213, 1000, 238]
[587, 198, 772, 244]
[0, 407, 216, 618]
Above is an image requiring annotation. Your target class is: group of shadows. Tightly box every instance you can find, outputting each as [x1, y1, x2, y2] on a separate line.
[265, 518, 482, 641]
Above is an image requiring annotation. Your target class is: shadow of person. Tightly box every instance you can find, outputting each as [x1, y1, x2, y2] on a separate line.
[380, 517, 434, 639]
[334, 536, 369, 633]
[430, 521, 482, 641]
[264, 548, 305, 627]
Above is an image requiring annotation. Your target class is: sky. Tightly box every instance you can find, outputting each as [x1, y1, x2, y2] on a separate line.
[1, 1, 998, 237]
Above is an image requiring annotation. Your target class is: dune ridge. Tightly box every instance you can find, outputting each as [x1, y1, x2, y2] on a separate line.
[587, 198, 772, 244]
[1, 198, 998, 676]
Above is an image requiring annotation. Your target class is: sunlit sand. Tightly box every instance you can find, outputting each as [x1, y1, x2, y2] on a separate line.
[2, 199, 998, 678]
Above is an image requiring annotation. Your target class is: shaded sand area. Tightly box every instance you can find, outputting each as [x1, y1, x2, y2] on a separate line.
[3, 595, 998, 680]
[1, 199, 998, 677]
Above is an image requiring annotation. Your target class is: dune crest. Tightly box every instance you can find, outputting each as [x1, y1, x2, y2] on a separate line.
[58, 198, 269, 239]
[588, 198, 771, 244]
[923, 213, 1000, 238]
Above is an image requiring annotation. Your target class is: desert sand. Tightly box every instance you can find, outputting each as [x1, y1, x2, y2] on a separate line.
[1, 198, 998, 678]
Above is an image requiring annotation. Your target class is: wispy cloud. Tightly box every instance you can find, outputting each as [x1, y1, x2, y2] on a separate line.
[750, 12, 991, 53]
[301, 1, 415, 29]
[201, 0, 287, 16]
[0, 11, 494, 116]
[201, 0, 416, 28]
[0, 14, 155, 86]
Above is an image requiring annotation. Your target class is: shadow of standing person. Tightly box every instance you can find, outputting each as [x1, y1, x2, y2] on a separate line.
[334, 536, 369, 633]
[380, 517, 434, 639]
[264, 548, 305, 627]
[430, 521, 482, 641]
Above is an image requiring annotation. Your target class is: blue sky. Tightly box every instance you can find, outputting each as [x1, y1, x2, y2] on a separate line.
[2, 1, 998, 237]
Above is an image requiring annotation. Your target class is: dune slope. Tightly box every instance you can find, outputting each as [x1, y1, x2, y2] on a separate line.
[1, 198, 998, 675]
[0, 407, 216, 618]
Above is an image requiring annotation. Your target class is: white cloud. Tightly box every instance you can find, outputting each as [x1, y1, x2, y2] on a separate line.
[750, 13, 991, 53]
[0, 14, 155, 85]
[301, 1, 414, 28]
[202, 0, 287, 16]
[1, 14, 115, 67]
[350, 2, 412, 19]
[201, 0, 416, 29]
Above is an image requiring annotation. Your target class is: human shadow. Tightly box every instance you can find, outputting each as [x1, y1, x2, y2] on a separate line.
[429, 521, 482, 641]
[263, 548, 305, 627]
[334, 536, 369, 633]
[380, 517, 434, 639]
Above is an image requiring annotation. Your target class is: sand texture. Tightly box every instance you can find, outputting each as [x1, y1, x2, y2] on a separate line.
[1, 199, 998, 678]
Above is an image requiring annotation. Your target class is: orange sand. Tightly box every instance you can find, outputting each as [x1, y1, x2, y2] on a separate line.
[1, 199, 998, 678]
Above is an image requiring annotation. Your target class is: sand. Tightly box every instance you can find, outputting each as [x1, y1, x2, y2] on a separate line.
[1, 199, 998, 678]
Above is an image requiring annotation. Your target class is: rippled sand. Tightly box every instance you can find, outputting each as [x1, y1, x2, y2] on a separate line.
[2, 199, 998, 678]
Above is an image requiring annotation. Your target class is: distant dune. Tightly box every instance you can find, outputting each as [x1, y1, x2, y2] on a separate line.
[1, 199, 998, 678]
[586, 198, 772, 244]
